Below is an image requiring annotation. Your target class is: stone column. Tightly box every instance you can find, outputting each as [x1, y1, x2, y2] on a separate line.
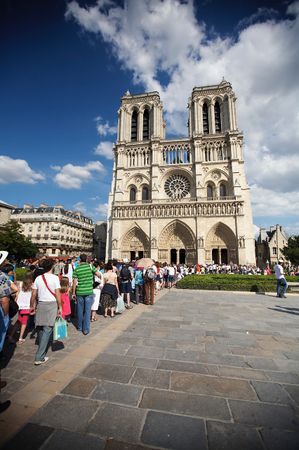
[210, 103, 215, 134]
[138, 111, 143, 142]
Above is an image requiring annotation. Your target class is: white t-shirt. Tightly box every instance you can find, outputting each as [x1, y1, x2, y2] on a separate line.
[33, 273, 61, 302]
[168, 266, 175, 276]
[17, 283, 32, 309]
[274, 264, 284, 280]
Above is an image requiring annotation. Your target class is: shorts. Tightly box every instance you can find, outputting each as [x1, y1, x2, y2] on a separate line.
[121, 281, 132, 294]
[17, 309, 31, 325]
[168, 275, 174, 282]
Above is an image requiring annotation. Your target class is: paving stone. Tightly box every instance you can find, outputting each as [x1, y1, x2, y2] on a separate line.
[131, 367, 170, 389]
[205, 343, 231, 354]
[260, 428, 299, 450]
[139, 387, 231, 420]
[164, 348, 201, 362]
[82, 362, 135, 383]
[229, 399, 299, 430]
[251, 380, 292, 405]
[283, 384, 299, 405]
[2, 423, 54, 450]
[245, 357, 279, 371]
[87, 403, 146, 443]
[206, 421, 264, 450]
[158, 320, 191, 328]
[95, 353, 135, 366]
[133, 357, 158, 369]
[30, 395, 100, 431]
[206, 331, 230, 337]
[157, 359, 219, 376]
[141, 338, 177, 349]
[125, 328, 151, 338]
[42, 429, 105, 450]
[91, 380, 143, 406]
[126, 345, 165, 358]
[62, 377, 97, 397]
[171, 372, 257, 400]
[265, 371, 299, 384]
[219, 366, 268, 381]
[104, 440, 156, 450]
[141, 410, 207, 449]
[103, 343, 131, 355]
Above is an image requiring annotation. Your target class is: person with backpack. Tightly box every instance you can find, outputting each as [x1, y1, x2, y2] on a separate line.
[134, 267, 144, 304]
[144, 264, 157, 305]
[119, 263, 133, 309]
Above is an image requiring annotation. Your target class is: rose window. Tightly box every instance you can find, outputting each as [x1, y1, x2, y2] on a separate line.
[164, 174, 190, 200]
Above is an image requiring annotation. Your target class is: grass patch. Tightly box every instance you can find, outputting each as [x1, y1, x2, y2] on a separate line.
[176, 274, 293, 292]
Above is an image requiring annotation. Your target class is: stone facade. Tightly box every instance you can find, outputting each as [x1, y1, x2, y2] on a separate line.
[0, 200, 14, 226]
[106, 80, 256, 265]
[256, 225, 288, 268]
[11, 204, 94, 257]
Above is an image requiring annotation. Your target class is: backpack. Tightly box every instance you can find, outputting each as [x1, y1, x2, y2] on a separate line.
[120, 266, 131, 281]
[145, 267, 156, 281]
[135, 270, 143, 285]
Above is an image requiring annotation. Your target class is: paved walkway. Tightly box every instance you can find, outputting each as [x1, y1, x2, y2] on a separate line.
[1, 290, 299, 449]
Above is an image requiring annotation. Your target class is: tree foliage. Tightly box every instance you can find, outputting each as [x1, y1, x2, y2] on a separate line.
[282, 235, 299, 265]
[0, 220, 38, 260]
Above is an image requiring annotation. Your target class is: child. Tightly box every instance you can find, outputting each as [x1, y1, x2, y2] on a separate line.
[60, 277, 71, 322]
[8, 272, 33, 343]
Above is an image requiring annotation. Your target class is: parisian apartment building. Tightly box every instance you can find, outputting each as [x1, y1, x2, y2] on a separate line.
[256, 225, 288, 268]
[0, 200, 14, 227]
[106, 80, 256, 265]
[11, 204, 94, 257]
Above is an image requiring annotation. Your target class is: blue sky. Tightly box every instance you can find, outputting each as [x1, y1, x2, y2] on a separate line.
[1, 0, 299, 235]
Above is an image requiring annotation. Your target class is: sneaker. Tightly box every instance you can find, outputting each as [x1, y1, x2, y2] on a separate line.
[34, 357, 49, 366]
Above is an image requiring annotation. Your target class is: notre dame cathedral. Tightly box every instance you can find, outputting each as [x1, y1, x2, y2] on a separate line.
[106, 80, 256, 265]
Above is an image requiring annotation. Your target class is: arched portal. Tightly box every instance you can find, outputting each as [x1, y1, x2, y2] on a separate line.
[206, 222, 237, 264]
[121, 226, 150, 261]
[158, 220, 196, 264]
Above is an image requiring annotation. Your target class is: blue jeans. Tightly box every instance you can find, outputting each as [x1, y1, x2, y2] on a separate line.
[77, 294, 94, 334]
[0, 305, 10, 352]
[277, 278, 288, 297]
[35, 326, 53, 362]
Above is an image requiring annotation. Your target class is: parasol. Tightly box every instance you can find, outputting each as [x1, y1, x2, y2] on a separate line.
[136, 258, 154, 269]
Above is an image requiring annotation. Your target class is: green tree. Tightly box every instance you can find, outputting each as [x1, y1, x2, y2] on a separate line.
[0, 220, 38, 260]
[282, 235, 299, 265]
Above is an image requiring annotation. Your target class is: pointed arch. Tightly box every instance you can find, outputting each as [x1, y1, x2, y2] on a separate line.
[206, 222, 237, 264]
[158, 220, 196, 264]
[121, 225, 150, 259]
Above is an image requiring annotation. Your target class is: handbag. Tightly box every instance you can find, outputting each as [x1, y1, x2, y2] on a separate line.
[53, 317, 68, 340]
[115, 295, 125, 314]
[9, 296, 19, 318]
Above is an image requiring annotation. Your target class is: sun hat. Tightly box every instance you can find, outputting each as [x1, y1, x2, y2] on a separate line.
[0, 251, 8, 266]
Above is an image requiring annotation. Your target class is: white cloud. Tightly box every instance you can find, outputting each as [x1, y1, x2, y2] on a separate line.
[95, 202, 108, 219]
[0, 155, 45, 184]
[95, 116, 117, 136]
[73, 201, 87, 214]
[53, 161, 105, 189]
[94, 141, 114, 159]
[66, 0, 299, 219]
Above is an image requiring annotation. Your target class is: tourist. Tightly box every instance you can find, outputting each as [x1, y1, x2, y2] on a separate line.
[101, 262, 119, 318]
[0, 251, 18, 352]
[134, 266, 144, 304]
[167, 264, 176, 288]
[72, 254, 102, 335]
[144, 264, 156, 305]
[8, 272, 33, 343]
[60, 277, 71, 322]
[119, 262, 133, 309]
[91, 262, 103, 322]
[274, 259, 288, 298]
[30, 258, 62, 365]
[62, 259, 73, 285]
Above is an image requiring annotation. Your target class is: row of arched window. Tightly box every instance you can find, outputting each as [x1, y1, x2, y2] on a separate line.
[129, 185, 150, 203]
[131, 109, 150, 141]
[202, 101, 221, 134]
[207, 182, 228, 199]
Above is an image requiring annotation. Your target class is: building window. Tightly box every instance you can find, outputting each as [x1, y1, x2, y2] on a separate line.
[130, 186, 137, 202]
[203, 103, 209, 134]
[142, 186, 149, 201]
[143, 109, 149, 140]
[273, 247, 277, 255]
[207, 184, 214, 199]
[214, 101, 221, 133]
[219, 183, 227, 198]
[131, 110, 138, 141]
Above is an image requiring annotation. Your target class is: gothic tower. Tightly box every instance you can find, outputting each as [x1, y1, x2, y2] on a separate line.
[106, 81, 256, 265]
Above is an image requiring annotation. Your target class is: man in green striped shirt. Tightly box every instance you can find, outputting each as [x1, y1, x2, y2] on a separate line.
[72, 254, 101, 335]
